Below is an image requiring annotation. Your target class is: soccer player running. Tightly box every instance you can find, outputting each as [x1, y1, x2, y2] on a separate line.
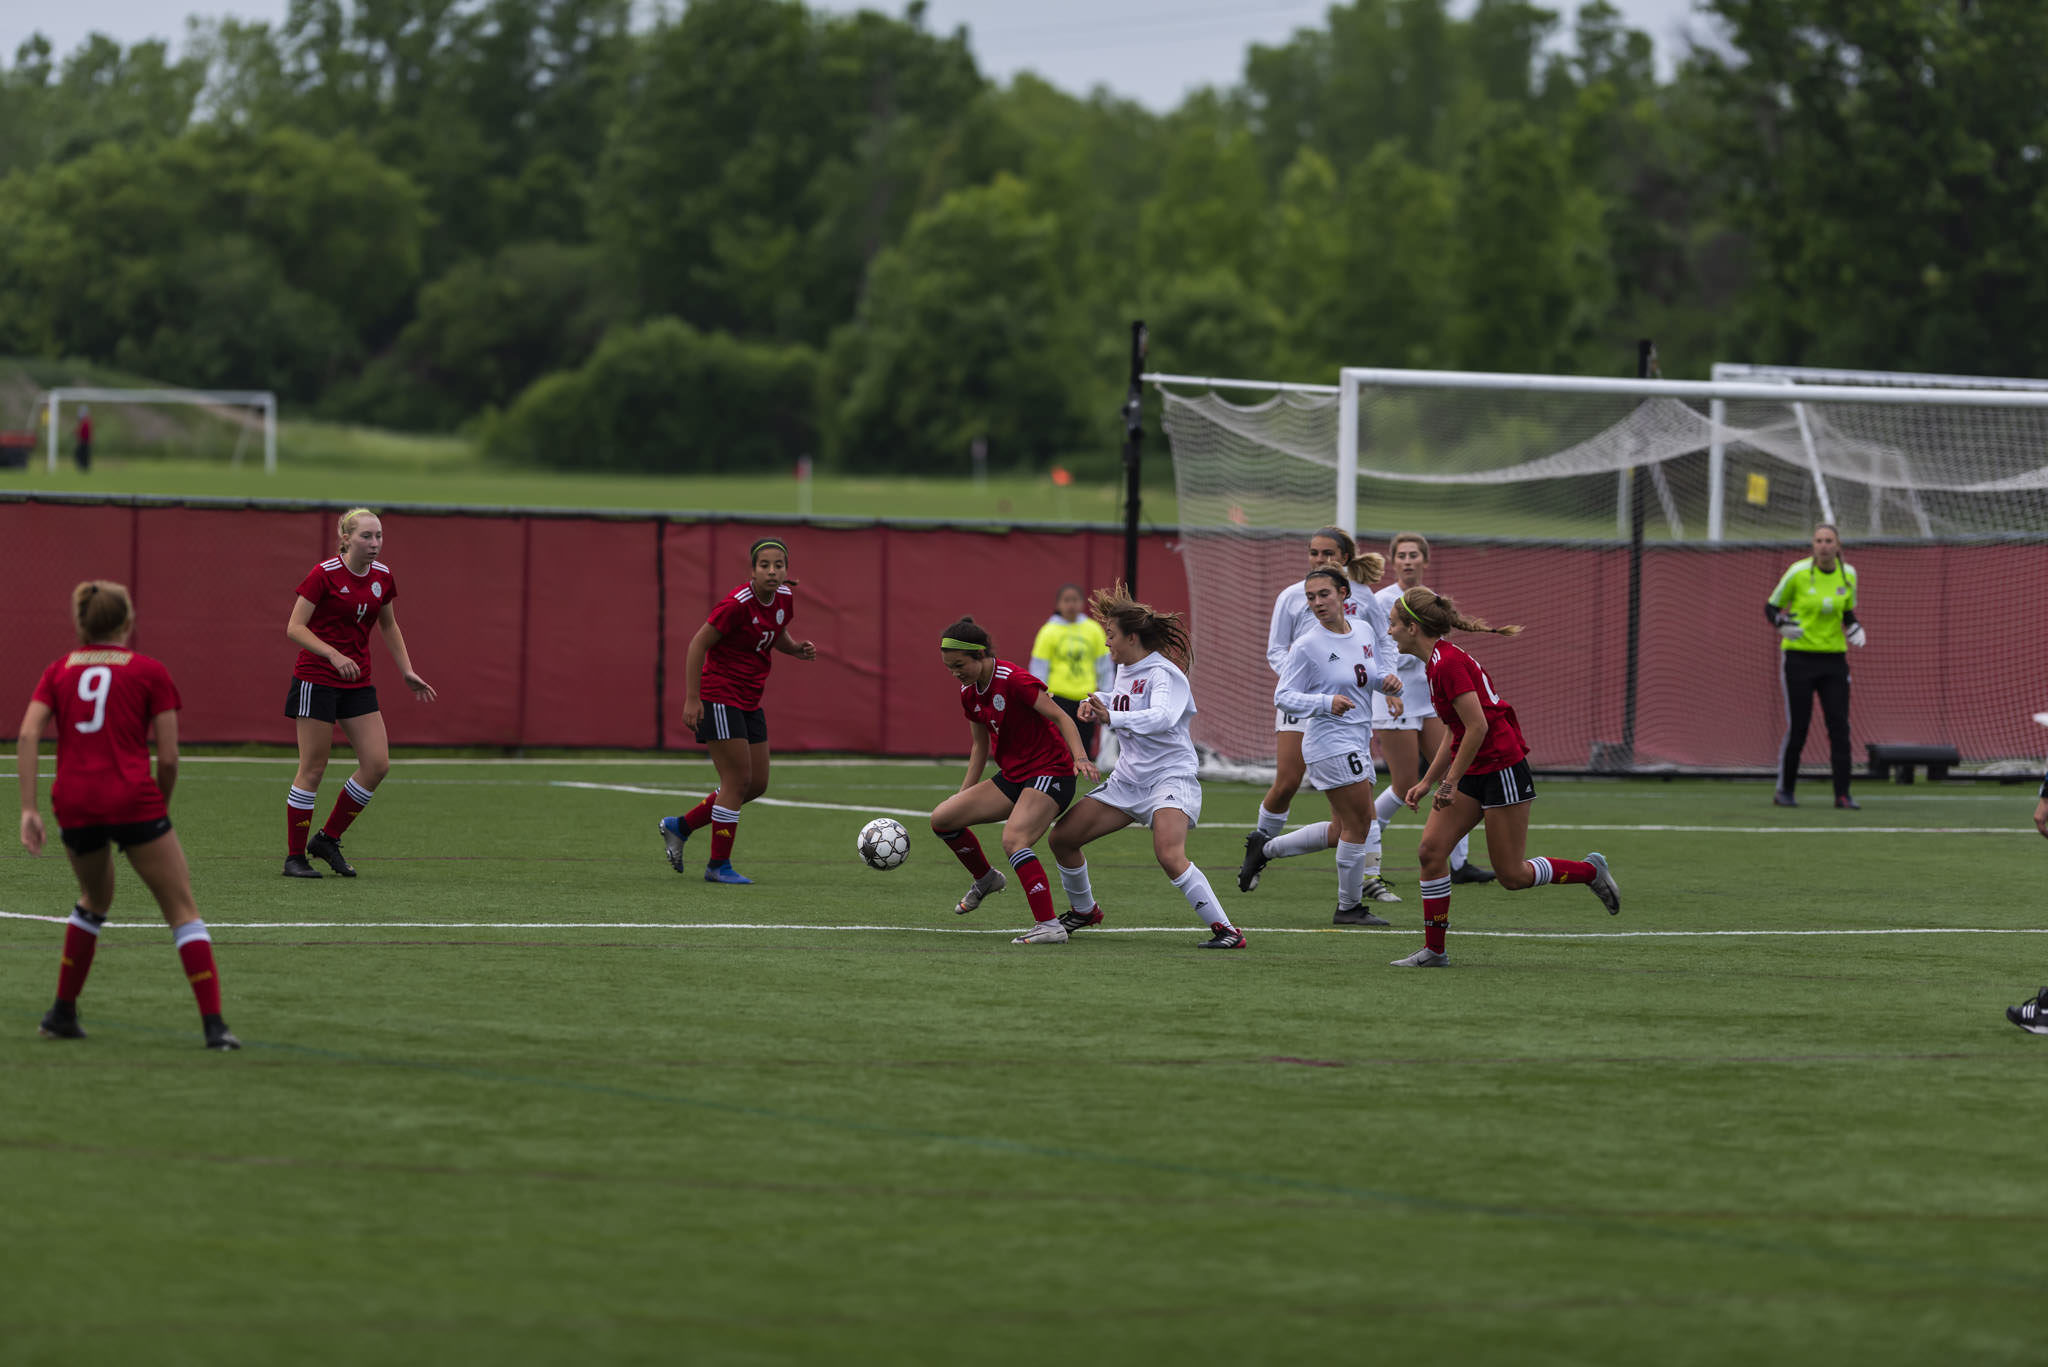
[1383, 587, 1619, 968]
[929, 617, 1100, 944]
[659, 538, 817, 884]
[1029, 583, 1114, 760]
[18, 581, 240, 1049]
[1243, 566, 1404, 925]
[2001, 766, 2048, 1035]
[1047, 585, 1245, 949]
[1370, 533, 1492, 886]
[1767, 522, 1866, 809]
[283, 508, 436, 878]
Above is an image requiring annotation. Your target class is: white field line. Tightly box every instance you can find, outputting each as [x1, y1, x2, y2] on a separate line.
[551, 780, 2035, 834]
[0, 910, 2041, 939]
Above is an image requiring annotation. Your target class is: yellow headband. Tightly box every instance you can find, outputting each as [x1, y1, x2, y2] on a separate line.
[1399, 596, 1425, 625]
[940, 637, 986, 652]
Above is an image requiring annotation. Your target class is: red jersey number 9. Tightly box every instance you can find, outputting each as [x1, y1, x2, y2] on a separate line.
[75, 666, 112, 734]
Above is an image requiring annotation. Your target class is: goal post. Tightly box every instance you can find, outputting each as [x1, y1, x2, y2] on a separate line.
[1150, 364, 2048, 776]
[44, 388, 278, 474]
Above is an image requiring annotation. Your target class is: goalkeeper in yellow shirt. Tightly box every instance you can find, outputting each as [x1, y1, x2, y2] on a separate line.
[1030, 584, 1114, 760]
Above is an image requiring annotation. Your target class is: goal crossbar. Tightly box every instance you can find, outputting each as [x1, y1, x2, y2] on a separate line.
[45, 387, 278, 474]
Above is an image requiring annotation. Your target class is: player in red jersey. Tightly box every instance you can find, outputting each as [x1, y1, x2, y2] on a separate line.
[282, 508, 436, 879]
[928, 617, 1099, 944]
[16, 581, 240, 1049]
[1382, 586, 1621, 967]
[658, 538, 817, 884]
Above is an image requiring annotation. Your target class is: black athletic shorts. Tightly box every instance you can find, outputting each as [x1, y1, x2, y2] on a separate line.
[61, 816, 173, 855]
[286, 679, 380, 723]
[695, 702, 768, 745]
[1458, 758, 1536, 809]
[994, 772, 1076, 816]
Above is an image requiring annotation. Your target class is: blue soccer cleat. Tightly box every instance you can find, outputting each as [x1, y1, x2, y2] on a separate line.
[703, 860, 753, 885]
[657, 816, 690, 874]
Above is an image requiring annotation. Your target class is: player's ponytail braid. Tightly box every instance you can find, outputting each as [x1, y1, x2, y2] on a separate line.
[939, 616, 992, 654]
[1314, 525, 1385, 584]
[1397, 586, 1522, 638]
[72, 580, 134, 645]
[1088, 582, 1192, 670]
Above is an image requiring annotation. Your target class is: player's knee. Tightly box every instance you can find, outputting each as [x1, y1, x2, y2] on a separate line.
[359, 757, 390, 787]
[1156, 851, 1190, 879]
[744, 778, 769, 802]
[1496, 863, 1536, 891]
[1416, 838, 1454, 872]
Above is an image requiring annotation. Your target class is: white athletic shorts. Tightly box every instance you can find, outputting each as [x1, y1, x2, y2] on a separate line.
[1372, 661, 1433, 730]
[1304, 750, 1375, 793]
[1086, 772, 1202, 829]
[1274, 706, 1309, 736]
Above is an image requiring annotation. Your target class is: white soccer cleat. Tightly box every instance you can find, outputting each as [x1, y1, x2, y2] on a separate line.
[1012, 920, 1069, 944]
[1389, 947, 1449, 968]
[1361, 876, 1403, 904]
[955, 869, 1005, 915]
[1586, 852, 1621, 915]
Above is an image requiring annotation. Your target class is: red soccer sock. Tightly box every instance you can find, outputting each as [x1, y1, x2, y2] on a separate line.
[934, 827, 992, 880]
[1532, 857, 1596, 885]
[1010, 849, 1056, 923]
[709, 806, 741, 863]
[681, 791, 718, 832]
[56, 907, 103, 1003]
[286, 785, 317, 856]
[174, 923, 223, 1017]
[1420, 874, 1452, 954]
[321, 777, 374, 840]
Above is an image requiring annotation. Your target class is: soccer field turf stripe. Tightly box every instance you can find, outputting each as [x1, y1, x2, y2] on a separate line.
[2, 910, 2043, 938]
[551, 779, 929, 818]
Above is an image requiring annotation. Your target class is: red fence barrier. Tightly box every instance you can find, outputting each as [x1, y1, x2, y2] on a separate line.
[5, 499, 2041, 769]
[0, 501, 1186, 753]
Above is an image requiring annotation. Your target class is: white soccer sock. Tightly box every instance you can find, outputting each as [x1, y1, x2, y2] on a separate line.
[1171, 864, 1228, 928]
[1264, 821, 1329, 859]
[1057, 859, 1096, 913]
[1335, 839, 1368, 909]
[1452, 833, 1473, 869]
[1255, 805, 1290, 837]
[1374, 785, 1404, 823]
[1528, 856, 1555, 886]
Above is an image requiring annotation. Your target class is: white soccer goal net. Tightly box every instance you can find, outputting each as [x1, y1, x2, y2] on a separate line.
[1154, 366, 2048, 776]
[42, 388, 277, 473]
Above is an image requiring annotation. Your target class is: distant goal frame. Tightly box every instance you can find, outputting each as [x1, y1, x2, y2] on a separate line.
[44, 387, 278, 474]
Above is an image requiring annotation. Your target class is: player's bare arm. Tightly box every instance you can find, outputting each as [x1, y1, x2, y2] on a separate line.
[681, 621, 723, 730]
[2035, 796, 2047, 840]
[1408, 726, 1458, 810]
[376, 607, 437, 701]
[1032, 690, 1100, 783]
[772, 631, 817, 661]
[17, 698, 51, 855]
[152, 709, 180, 805]
[1432, 692, 1490, 810]
[959, 721, 990, 792]
[288, 594, 359, 682]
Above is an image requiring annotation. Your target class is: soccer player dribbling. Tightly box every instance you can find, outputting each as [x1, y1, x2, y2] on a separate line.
[17, 581, 240, 1049]
[1047, 584, 1246, 949]
[1382, 586, 1621, 968]
[929, 617, 1099, 944]
[658, 538, 817, 884]
[283, 508, 436, 878]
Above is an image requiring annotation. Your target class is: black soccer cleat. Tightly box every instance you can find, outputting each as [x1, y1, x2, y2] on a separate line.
[306, 831, 357, 877]
[39, 1004, 85, 1040]
[204, 1017, 243, 1051]
[282, 854, 322, 879]
[1198, 922, 1246, 949]
[2007, 987, 2048, 1037]
[1772, 790, 1797, 808]
[1237, 832, 1271, 893]
[1451, 861, 1496, 884]
[1834, 794, 1861, 811]
[1333, 905, 1391, 927]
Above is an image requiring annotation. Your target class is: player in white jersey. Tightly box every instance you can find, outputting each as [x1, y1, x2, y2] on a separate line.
[1371, 533, 1492, 885]
[1047, 585, 1245, 949]
[1242, 528, 1384, 881]
[1242, 566, 1402, 925]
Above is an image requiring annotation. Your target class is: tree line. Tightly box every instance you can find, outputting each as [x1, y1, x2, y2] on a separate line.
[1, 0, 2042, 478]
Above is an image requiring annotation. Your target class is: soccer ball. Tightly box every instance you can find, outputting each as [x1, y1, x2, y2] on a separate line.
[857, 817, 909, 871]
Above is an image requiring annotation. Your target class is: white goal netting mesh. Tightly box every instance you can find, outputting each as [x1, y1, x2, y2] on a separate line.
[1161, 377, 2048, 776]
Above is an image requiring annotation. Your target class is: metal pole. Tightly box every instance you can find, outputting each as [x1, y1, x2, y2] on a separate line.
[47, 392, 60, 473]
[1621, 339, 1655, 766]
[1121, 321, 1147, 594]
[1336, 369, 1359, 535]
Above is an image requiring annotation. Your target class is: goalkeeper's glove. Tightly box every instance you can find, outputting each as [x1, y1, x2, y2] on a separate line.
[1846, 622, 1867, 648]
[1775, 614, 1803, 641]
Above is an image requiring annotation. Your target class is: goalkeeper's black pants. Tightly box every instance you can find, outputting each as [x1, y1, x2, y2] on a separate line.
[1778, 650, 1852, 799]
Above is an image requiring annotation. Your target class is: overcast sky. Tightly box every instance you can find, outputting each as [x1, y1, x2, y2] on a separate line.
[4, 0, 1711, 111]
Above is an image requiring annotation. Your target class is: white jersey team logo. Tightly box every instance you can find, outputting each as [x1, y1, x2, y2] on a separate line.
[776, 608, 785, 623]
[372, 582, 384, 598]
[992, 694, 1006, 712]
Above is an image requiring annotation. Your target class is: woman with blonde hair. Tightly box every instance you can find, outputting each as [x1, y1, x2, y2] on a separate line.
[18, 581, 239, 1048]
[1383, 586, 1619, 968]
[282, 507, 436, 878]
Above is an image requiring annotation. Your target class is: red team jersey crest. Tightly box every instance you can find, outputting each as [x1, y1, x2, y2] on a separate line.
[701, 582, 795, 710]
[958, 659, 1073, 782]
[294, 558, 399, 687]
[1427, 640, 1529, 775]
[32, 647, 182, 826]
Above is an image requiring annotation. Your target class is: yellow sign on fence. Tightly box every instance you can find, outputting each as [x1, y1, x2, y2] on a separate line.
[1745, 472, 1770, 506]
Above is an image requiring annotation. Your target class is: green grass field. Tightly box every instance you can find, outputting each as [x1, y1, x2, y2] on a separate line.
[3, 759, 2045, 1365]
